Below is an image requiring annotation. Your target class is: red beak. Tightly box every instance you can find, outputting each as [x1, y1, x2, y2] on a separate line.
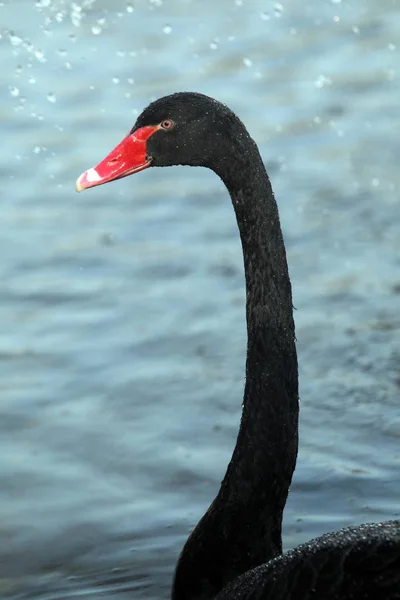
[76, 125, 158, 192]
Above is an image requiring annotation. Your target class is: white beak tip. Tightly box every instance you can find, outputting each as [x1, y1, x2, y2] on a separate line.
[75, 167, 101, 192]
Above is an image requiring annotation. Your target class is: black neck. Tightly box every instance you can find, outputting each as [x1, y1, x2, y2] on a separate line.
[172, 137, 299, 600]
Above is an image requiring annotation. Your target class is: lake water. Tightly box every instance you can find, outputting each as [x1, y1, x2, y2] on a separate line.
[1, 0, 399, 598]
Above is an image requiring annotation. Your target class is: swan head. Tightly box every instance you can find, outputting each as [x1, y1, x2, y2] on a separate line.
[76, 92, 247, 192]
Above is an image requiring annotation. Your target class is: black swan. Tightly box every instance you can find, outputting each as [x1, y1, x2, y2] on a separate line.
[76, 92, 400, 600]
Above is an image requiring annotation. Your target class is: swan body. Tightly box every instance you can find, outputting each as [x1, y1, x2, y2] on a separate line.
[216, 521, 400, 600]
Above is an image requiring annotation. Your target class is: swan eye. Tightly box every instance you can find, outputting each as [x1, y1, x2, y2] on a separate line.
[160, 119, 174, 130]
